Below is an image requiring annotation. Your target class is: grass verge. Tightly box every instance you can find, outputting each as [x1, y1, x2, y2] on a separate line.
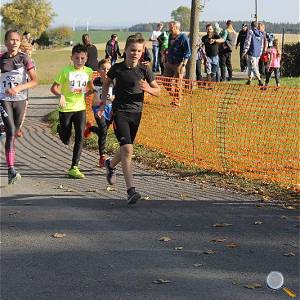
[47, 110, 299, 205]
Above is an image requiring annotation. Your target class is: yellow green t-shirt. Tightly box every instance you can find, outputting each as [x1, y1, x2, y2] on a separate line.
[54, 65, 93, 112]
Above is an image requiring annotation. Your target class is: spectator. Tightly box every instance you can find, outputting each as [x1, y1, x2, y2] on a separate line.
[219, 20, 236, 81]
[214, 23, 223, 35]
[105, 34, 122, 66]
[258, 22, 268, 77]
[164, 21, 191, 79]
[82, 34, 98, 71]
[242, 21, 264, 86]
[149, 23, 163, 73]
[196, 41, 207, 81]
[236, 23, 248, 72]
[157, 30, 169, 75]
[202, 23, 224, 82]
[163, 21, 191, 105]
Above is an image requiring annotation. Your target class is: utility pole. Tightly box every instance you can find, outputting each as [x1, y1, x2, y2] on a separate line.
[255, 0, 258, 22]
[186, 0, 201, 80]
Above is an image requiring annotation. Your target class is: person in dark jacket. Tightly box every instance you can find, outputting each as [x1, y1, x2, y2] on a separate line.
[242, 21, 264, 86]
[82, 34, 98, 71]
[105, 34, 122, 65]
[236, 24, 248, 71]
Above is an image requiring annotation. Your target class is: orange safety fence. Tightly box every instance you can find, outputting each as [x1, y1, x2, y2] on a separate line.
[135, 76, 300, 189]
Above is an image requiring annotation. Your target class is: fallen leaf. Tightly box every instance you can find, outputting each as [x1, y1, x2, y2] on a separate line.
[175, 246, 183, 250]
[85, 189, 97, 192]
[159, 236, 171, 242]
[8, 211, 20, 216]
[39, 155, 47, 158]
[244, 283, 262, 289]
[106, 186, 115, 191]
[57, 185, 63, 189]
[255, 204, 262, 207]
[142, 196, 150, 201]
[285, 206, 296, 210]
[226, 243, 239, 248]
[254, 221, 263, 225]
[283, 252, 295, 257]
[152, 279, 171, 284]
[203, 249, 215, 255]
[193, 263, 203, 267]
[213, 223, 232, 227]
[211, 238, 227, 243]
[262, 195, 271, 202]
[51, 233, 66, 238]
[180, 193, 188, 200]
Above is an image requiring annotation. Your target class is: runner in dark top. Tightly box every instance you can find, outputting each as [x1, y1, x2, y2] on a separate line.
[0, 29, 38, 184]
[99, 34, 160, 205]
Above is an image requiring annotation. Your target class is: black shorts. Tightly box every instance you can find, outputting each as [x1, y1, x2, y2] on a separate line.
[113, 111, 142, 146]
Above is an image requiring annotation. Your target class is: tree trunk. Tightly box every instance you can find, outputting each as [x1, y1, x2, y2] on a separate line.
[186, 0, 201, 80]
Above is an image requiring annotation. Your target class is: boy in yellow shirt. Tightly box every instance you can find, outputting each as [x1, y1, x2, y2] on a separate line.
[50, 44, 94, 178]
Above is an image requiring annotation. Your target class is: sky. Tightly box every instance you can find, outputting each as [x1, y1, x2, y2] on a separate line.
[1, 0, 299, 27]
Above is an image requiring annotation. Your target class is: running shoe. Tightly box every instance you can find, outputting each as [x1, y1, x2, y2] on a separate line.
[99, 155, 109, 168]
[8, 170, 21, 184]
[68, 166, 85, 179]
[84, 122, 92, 138]
[258, 80, 264, 86]
[127, 191, 141, 205]
[105, 159, 117, 185]
[246, 80, 251, 85]
[15, 130, 23, 138]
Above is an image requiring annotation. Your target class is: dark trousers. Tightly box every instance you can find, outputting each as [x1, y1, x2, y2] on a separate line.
[239, 50, 247, 71]
[58, 110, 86, 167]
[265, 67, 280, 86]
[219, 52, 233, 81]
[196, 60, 202, 81]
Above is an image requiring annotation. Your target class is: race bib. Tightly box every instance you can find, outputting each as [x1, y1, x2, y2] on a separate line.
[69, 71, 89, 94]
[0, 70, 24, 94]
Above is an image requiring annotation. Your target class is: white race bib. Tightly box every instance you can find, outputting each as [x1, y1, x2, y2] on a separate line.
[69, 71, 89, 94]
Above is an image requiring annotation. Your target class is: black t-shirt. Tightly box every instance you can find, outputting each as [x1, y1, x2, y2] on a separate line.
[201, 34, 221, 58]
[85, 44, 98, 71]
[107, 62, 155, 112]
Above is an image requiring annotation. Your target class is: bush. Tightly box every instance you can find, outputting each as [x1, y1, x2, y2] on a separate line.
[281, 43, 300, 77]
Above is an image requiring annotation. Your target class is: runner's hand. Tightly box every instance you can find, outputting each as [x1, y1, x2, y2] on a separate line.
[6, 86, 19, 96]
[139, 79, 150, 93]
[59, 95, 66, 108]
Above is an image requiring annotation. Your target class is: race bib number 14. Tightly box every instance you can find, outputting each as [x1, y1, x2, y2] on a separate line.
[69, 71, 89, 94]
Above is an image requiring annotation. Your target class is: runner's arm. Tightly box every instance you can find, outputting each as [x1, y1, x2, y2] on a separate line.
[139, 79, 160, 97]
[99, 77, 114, 107]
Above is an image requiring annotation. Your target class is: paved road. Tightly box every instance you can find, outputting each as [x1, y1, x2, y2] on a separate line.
[1, 86, 299, 300]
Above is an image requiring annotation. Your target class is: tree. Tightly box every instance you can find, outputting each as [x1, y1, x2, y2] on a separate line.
[0, 0, 56, 38]
[48, 26, 72, 45]
[186, 0, 201, 80]
[171, 6, 191, 31]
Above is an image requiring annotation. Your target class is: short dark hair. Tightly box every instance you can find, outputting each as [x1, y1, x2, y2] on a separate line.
[206, 23, 213, 29]
[111, 34, 117, 39]
[125, 34, 145, 49]
[251, 21, 257, 28]
[5, 29, 20, 41]
[82, 34, 89, 44]
[226, 20, 233, 26]
[71, 43, 88, 55]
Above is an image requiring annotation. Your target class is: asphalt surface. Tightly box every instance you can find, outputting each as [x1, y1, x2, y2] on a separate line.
[1, 85, 299, 300]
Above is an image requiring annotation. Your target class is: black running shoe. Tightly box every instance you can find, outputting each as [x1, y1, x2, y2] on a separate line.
[8, 169, 21, 184]
[105, 159, 117, 185]
[127, 191, 141, 205]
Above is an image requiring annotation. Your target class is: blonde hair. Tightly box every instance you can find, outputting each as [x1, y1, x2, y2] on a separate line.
[273, 38, 281, 57]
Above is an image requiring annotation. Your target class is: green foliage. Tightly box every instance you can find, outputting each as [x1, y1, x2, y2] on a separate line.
[281, 43, 300, 77]
[0, 0, 56, 38]
[49, 26, 72, 45]
[171, 6, 191, 31]
[35, 31, 51, 47]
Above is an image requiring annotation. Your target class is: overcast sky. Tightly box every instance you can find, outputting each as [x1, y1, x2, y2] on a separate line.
[1, 0, 300, 27]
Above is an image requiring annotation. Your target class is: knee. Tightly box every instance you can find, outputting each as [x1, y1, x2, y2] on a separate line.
[121, 144, 133, 157]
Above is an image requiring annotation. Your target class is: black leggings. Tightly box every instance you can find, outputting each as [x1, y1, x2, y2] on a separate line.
[0, 100, 26, 153]
[265, 67, 280, 86]
[58, 110, 86, 167]
[113, 111, 142, 146]
[90, 116, 111, 156]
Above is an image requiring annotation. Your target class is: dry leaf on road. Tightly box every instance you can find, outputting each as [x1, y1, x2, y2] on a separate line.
[283, 252, 295, 257]
[152, 279, 171, 284]
[193, 263, 203, 267]
[159, 236, 171, 242]
[244, 283, 262, 289]
[106, 186, 115, 191]
[226, 243, 239, 248]
[51, 233, 66, 238]
[203, 249, 215, 255]
[254, 221, 263, 225]
[175, 247, 183, 250]
[211, 238, 227, 243]
[213, 223, 232, 227]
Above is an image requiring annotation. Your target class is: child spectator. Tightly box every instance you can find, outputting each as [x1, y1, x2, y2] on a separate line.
[50, 43, 94, 179]
[265, 38, 281, 87]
